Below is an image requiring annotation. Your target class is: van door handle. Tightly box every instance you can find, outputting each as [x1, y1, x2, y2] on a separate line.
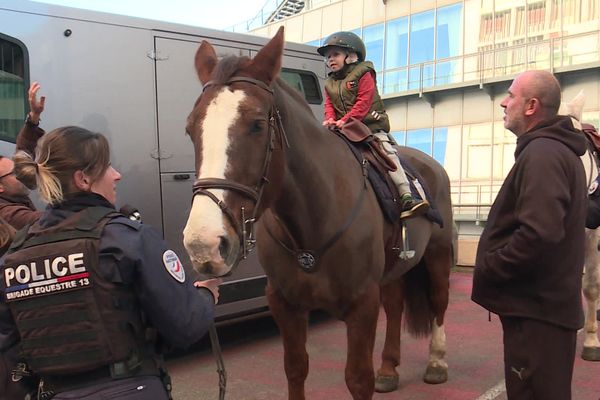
[174, 174, 191, 180]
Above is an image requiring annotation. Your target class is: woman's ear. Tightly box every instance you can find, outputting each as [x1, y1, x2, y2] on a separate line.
[73, 170, 91, 191]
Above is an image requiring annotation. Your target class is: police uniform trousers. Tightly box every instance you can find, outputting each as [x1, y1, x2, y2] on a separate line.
[51, 376, 169, 400]
[500, 316, 577, 400]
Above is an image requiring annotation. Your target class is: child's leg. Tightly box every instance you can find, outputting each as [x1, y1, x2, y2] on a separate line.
[373, 132, 429, 218]
[373, 132, 411, 195]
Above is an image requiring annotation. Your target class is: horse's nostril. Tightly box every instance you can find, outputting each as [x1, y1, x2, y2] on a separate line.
[218, 236, 230, 260]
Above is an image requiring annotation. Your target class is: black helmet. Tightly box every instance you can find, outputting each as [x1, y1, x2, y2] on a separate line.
[317, 31, 366, 62]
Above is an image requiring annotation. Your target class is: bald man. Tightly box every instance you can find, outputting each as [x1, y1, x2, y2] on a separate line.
[472, 70, 587, 400]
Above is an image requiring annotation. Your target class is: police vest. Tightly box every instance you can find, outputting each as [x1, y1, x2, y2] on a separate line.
[3, 207, 154, 377]
[324, 61, 390, 133]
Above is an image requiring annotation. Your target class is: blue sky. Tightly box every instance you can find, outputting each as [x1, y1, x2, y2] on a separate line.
[31, 0, 269, 30]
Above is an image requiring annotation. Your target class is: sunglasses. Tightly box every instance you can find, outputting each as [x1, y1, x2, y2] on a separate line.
[0, 169, 14, 180]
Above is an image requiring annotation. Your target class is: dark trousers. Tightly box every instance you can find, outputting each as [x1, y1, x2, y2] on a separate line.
[500, 316, 577, 400]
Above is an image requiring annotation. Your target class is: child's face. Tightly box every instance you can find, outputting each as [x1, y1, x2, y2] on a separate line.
[324, 47, 347, 72]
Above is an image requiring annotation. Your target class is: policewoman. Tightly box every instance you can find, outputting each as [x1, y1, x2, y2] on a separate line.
[0, 126, 220, 399]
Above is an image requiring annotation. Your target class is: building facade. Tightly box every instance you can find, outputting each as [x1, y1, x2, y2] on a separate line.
[249, 0, 600, 265]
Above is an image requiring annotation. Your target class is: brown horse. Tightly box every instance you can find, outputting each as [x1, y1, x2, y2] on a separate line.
[183, 27, 453, 400]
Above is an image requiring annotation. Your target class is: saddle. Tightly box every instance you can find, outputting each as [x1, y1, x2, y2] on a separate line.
[334, 121, 443, 227]
[582, 123, 600, 153]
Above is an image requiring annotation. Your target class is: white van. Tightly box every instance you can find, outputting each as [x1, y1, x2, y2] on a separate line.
[0, 0, 325, 320]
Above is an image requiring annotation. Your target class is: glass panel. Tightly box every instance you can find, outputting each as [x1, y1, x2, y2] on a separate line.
[385, 17, 408, 69]
[0, 36, 26, 143]
[409, 10, 435, 64]
[280, 69, 323, 105]
[527, 40, 551, 70]
[436, 3, 463, 59]
[363, 24, 384, 72]
[562, 33, 600, 66]
[406, 128, 432, 155]
[433, 127, 448, 165]
[435, 59, 461, 85]
[422, 63, 434, 88]
[383, 68, 408, 94]
[408, 65, 421, 90]
[492, 121, 516, 180]
[390, 131, 406, 146]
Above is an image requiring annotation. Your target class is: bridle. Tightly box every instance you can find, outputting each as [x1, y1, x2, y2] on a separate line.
[191, 76, 288, 266]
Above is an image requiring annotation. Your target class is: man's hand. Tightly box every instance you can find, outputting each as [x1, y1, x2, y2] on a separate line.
[28, 82, 45, 125]
[194, 278, 223, 304]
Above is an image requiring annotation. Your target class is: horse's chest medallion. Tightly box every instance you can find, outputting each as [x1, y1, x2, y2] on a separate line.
[297, 251, 317, 272]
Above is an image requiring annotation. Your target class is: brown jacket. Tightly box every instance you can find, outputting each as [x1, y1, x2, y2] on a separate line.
[472, 116, 588, 330]
[0, 195, 42, 230]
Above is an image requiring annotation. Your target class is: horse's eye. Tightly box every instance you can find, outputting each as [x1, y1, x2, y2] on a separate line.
[250, 120, 266, 134]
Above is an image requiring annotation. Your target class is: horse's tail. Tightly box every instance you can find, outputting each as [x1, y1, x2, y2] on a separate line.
[403, 260, 434, 338]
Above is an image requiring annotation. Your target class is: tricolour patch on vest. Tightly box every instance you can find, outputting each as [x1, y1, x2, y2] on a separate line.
[346, 80, 358, 90]
[163, 250, 185, 283]
[4, 252, 91, 302]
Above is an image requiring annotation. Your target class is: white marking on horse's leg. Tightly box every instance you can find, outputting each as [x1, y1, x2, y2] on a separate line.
[428, 318, 448, 369]
[183, 88, 246, 268]
[583, 229, 600, 349]
[475, 380, 506, 400]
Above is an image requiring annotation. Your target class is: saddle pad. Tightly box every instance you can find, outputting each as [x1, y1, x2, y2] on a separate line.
[335, 131, 443, 227]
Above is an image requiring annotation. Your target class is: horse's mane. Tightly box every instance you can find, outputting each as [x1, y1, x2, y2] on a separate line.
[211, 55, 252, 84]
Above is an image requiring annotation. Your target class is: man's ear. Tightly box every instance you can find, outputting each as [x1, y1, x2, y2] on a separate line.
[524, 97, 541, 117]
[73, 170, 91, 191]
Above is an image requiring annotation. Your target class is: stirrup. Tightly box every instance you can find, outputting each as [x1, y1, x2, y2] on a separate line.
[400, 201, 429, 219]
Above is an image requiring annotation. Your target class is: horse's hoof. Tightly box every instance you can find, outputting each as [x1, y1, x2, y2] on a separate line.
[423, 364, 448, 384]
[581, 346, 600, 361]
[374, 374, 399, 393]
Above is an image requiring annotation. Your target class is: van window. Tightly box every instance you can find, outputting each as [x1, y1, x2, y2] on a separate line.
[280, 68, 322, 105]
[0, 34, 28, 143]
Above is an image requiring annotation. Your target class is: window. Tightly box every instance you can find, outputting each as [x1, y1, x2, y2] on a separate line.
[390, 131, 406, 145]
[363, 24, 384, 73]
[436, 3, 463, 59]
[280, 68, 322, 104]
[406, 128, 432, 154]
[385, 17, 408, 69]
[409, 10, 435, 64]
[0, 34, 28, 143]
[433, 127, 448, 165]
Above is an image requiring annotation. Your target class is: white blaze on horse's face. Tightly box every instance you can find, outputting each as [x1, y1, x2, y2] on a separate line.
[183, 87, 247, 277]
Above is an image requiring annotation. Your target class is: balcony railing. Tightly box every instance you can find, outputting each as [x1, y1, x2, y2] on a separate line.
[381, 30, 600, 97]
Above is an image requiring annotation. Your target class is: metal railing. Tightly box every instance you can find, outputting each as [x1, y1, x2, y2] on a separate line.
[382, 30, 600, 96]
[451, 183, 503, 223]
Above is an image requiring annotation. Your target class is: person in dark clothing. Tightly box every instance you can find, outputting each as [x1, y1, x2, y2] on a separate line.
[471, 70, 587, 400]
[1, 126, 221, 399]
[0, 81, 46, 230]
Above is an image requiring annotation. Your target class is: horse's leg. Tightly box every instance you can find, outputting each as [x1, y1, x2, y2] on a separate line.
[422, 246, 451, 383]
[582, 229, 600, 361]
[344, 281, 380, 400]
[374, 279, 403, 393]
[266, 283, 310, 400]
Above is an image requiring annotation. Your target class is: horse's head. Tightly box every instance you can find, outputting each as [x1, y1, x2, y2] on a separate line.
[183, 27, 286, 277]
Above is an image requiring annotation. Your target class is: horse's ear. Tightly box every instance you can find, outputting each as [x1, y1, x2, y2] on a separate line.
[245, 26, 284, 85]
[195, 40, 218, 84]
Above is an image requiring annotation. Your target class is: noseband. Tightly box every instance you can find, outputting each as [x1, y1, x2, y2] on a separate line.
[192, 76, 287, 263]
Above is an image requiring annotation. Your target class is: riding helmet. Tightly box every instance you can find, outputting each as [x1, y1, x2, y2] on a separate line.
[317, 31, 366, 62]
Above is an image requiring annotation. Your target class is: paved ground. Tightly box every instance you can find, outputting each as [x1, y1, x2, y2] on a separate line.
[166, 271, 600, 399]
